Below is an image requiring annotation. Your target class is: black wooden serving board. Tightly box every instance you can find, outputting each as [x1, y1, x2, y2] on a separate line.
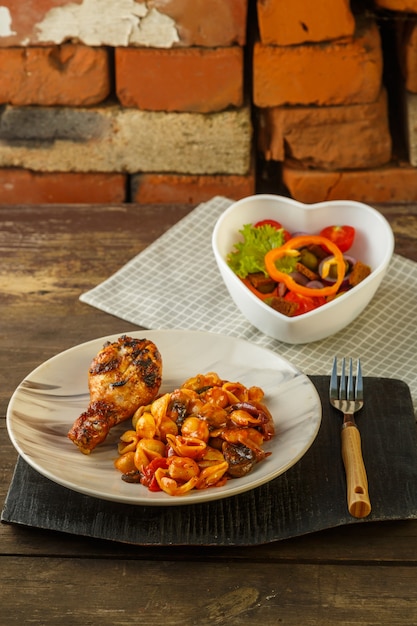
[2, 377, 417, 546]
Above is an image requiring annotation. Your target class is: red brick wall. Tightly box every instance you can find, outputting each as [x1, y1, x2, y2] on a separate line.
[0, 0, 417, 204]
[256, 0, 417, 203]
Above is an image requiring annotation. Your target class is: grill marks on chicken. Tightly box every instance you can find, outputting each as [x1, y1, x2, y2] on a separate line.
[68, 335, 162, 454]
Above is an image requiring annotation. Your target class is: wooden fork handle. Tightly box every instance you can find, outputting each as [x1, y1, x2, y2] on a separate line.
[341, 424, 371, 518]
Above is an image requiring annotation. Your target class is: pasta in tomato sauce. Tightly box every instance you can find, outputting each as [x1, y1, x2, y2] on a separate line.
[114, 372, 275, 496]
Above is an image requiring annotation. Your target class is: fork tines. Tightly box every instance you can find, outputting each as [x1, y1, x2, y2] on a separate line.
[331, 356, 363, 401]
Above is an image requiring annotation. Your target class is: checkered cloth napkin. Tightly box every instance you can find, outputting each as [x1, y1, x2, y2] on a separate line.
[80, 196, 417, 412]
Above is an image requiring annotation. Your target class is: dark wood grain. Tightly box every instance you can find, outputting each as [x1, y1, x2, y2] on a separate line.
[376, 203, 417, 262]
[1, 201, 417, 626]
[1, 557, 416, 626]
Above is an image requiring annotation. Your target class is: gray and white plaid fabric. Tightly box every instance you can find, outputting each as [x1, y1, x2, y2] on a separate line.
[80, 196, 417, 412]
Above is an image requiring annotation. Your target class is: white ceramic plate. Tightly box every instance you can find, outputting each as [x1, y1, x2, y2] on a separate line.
[7, 330, 322, 506]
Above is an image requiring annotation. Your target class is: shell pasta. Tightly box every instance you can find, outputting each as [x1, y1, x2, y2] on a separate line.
[114, 372, 275, 496]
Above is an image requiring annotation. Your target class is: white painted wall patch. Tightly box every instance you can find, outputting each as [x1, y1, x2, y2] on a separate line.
[35, 0, 179, 47]
[0, 6, 16, 37]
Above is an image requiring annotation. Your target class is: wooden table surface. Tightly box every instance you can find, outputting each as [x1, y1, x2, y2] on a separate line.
[1, 202, 417, 625]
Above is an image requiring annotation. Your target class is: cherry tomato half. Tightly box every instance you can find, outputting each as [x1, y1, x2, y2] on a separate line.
[255, 219, 283, 229]
[254, 219, 291, 242]
[319, 225, 355, 253]
[140, 457, 168, 492]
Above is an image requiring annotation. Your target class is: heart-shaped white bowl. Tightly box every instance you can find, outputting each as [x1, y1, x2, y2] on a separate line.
[212, 194, 394, 344]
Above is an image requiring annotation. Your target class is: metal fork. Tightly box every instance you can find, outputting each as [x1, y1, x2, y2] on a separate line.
[330, 357, 371, 519]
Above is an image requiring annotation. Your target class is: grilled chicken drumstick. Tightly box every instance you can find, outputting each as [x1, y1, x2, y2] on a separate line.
[68, 335, 162, 454]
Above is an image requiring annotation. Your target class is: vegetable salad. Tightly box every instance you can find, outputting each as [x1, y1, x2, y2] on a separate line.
[227, 220, 371, 317]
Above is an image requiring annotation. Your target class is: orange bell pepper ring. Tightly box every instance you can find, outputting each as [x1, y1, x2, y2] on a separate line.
[264, 235, 346, 297]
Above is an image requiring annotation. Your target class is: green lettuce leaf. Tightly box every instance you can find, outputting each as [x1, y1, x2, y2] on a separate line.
[227, 223, 285, 278]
